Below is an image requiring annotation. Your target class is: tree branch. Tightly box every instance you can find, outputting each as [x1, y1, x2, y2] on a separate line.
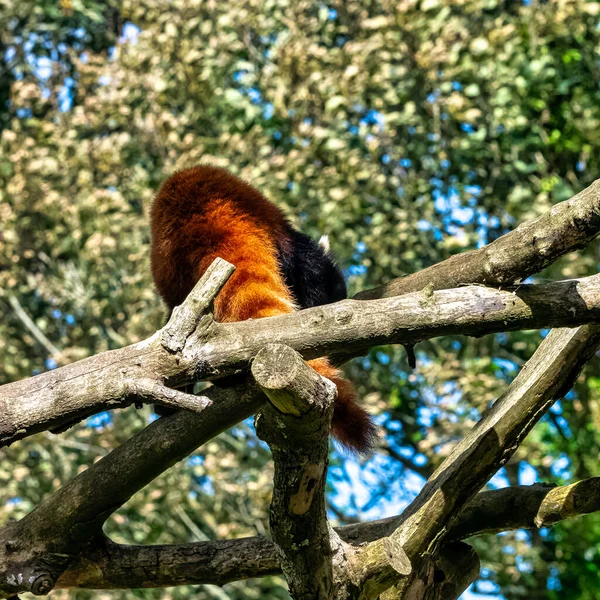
[348, 324, 600, 596]
[6, 294, 61, 356]
[3, 179, 600, 596]
[356, 178, 600, 299]
[0, 381, 264, 597]
[0, 258, 235, 448]
[161, 257, 236, 353]
[185, 274, 600, 372]
[451, 478, 600, 539]
[5, 274, 600, 448]
[45, 478, 600, 591]
[5, 177, 600, 448]
[379, 542, 479, 600]
[252, 344, 337, 600]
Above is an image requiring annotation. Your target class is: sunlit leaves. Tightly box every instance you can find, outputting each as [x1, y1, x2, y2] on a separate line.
[3, 0, 600, 597]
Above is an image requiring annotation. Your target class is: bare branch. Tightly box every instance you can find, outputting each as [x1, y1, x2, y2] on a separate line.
[5, 178, 600, 446]
[350, 325, 600, 596]
[252, 344, 337, 600]
[533, 477, 600, 528]
[356, 178, 600, 300]
[0, 381, 264, 597]
[55, 535, 281, 590]
[0, 259, 234, 448]
[127, 378, 212, 413]
[5, 268, 600, 449]
[188, 275, 600, 373]
[341, 478, 600, 544]
[46, 478, 600, 591]
[161, 257, 235, 352]
[4, 273, 600, 448]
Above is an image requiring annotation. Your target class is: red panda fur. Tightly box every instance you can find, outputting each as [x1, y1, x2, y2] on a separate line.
[150, 165, 375, 453]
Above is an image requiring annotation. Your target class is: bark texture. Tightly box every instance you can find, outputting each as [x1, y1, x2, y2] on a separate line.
[346, 325, 600, 597]
[5, 275, 600, 449]
[3, 179, 600, 598]
[253, 344, 337, 600]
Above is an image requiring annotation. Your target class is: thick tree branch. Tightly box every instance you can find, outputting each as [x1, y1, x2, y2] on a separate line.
[451, 478, 600, 539]
[5, 178, 600, 449]
[253, 344, 337, 600]
[350, 325, 600, 596]
[184, 274, 600, 373]
[5, 274, 600, 448]
[0, 381, 264, 597]
[0, 258, 235, 448]
[3, 180, 600, 596]
[47, 478, 600, 590]
[356, 178, 600, 299]
[341, 478, 600, 544]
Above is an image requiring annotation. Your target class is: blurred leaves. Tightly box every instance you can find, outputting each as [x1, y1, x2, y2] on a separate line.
[2, 0, 600, 598]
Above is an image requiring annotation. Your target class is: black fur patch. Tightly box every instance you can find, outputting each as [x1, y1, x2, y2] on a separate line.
[277, 225, 347, 309]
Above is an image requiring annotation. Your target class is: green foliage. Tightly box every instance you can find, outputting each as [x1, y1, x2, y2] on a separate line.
[2, 0, 600, 597]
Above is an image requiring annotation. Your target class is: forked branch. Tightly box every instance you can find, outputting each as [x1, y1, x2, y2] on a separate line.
[5, 274, 600, 448]
[2, 179, 600, 597]
[44, 478, 600, 590]
[350, 325, 600, 597]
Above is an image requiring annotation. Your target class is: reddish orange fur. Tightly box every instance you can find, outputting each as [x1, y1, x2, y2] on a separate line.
[151, 165, 375, 453]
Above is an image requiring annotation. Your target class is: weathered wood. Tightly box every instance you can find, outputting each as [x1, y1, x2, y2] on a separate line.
[5, 274, 600, 448]
[533, 477, 600, 527]
[55, 535, 281, 590]
[0, 258, 235, 448]
[253, 344, 337, 600]
[3, 178, 600, 596]
[161, 257, 235, 352]
[350, 325, 600, 596]
[356, 178, 600, 299]
[0, 381, 264, 597]
[188, 275, 600, 376]
[42, 478, 600, 590]
[343, 480, 600, 544]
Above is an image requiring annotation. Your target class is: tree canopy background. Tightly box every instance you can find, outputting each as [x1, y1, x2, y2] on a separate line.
[2, 1, 600, 598]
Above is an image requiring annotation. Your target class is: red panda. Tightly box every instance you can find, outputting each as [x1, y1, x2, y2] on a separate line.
[150, 165, 375, 453]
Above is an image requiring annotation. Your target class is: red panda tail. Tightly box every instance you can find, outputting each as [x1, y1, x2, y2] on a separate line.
[331, 377, 377, 454]
[151, 166, 376, 453]
[309, 358, 376, 454]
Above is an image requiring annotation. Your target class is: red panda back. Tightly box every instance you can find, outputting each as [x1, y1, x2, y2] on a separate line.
[151, 165, 289, 312]
[150, 165, 375, 453]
